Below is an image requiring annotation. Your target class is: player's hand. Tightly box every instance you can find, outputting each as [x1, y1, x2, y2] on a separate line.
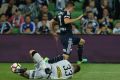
[78, 14, 84, 20]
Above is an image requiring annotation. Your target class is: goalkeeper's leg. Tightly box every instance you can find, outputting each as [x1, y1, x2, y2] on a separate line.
[29, 50, 47, 69]
[15, 69, 35, 79]
[29, 50, 44, 63]
[29, 50, 52, 76]
[13, 67, 31, 79]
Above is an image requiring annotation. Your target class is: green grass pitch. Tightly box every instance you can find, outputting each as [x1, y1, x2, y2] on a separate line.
[0, 63, 120, 80]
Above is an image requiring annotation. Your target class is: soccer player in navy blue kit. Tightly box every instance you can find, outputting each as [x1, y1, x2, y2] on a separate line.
[50, 1, 85, 64]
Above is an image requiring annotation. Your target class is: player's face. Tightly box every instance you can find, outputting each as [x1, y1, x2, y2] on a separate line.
[69, 6, 74, 12]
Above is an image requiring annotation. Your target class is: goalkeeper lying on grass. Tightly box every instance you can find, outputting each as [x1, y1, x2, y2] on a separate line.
[11, 50, 80, 79]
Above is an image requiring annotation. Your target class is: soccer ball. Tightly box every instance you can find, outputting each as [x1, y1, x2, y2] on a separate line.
[11, 63, 21, 73]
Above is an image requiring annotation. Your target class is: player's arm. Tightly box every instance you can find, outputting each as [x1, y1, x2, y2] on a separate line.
[64, 14, 83, 24]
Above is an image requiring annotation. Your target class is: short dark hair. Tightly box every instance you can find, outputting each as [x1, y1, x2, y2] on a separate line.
[66, 1, 75, 7]
[72, 64, 81, 73]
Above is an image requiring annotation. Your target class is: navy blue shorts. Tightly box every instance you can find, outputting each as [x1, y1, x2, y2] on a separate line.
[60, 34, 80, 55]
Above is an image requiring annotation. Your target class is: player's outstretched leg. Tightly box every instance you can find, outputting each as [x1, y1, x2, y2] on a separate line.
[62, 38, 73, 60]
[29, 50, 47, 69]
[77, 38, 85, 64]
[16, 69, 36, 79]
[29, 50, 52, 76]
[11, 63, 30, 79]
[29, 50, 44, 63]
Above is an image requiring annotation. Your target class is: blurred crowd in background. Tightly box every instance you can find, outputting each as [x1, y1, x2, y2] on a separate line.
[0, 0, 120, 35]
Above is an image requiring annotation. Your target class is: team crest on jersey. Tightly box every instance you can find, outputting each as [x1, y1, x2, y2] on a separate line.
[57, 66, 62, 78]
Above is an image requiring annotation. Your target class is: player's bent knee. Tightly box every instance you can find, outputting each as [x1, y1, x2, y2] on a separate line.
[29, 50, 37, 57]
[79, 38, 85, 45]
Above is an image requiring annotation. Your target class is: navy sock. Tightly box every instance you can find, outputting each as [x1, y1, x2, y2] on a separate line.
[77, 45, 84, 61]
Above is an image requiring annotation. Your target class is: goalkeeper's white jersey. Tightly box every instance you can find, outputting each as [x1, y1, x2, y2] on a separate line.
[32, 60, 74, 79]
[50, 60, 74, 79]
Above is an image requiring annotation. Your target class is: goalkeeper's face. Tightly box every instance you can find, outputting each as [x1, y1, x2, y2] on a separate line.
[72, 64, 81, 74]
[69, 6, 74, 12]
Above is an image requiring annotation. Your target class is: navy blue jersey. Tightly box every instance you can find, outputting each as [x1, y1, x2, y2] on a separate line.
[54, 10, 72, 35]
[54, 10, 82, 55]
